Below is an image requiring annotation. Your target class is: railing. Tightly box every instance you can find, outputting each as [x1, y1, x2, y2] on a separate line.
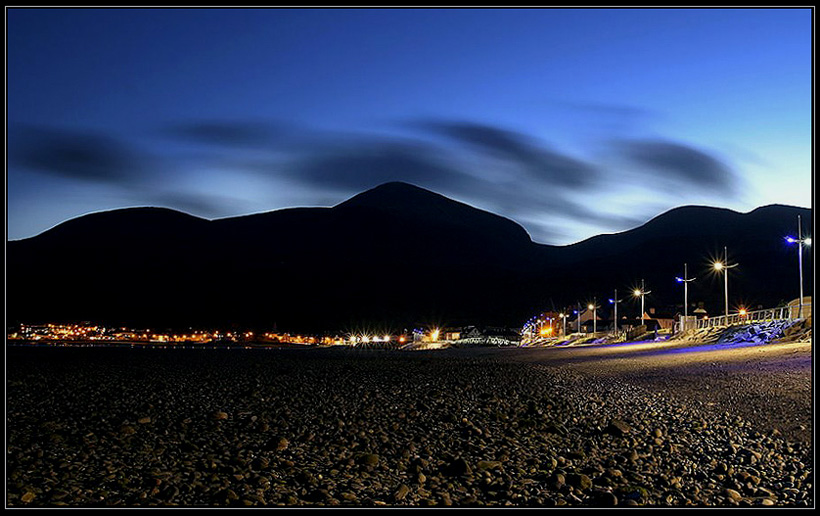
[676, 302, 811, 332]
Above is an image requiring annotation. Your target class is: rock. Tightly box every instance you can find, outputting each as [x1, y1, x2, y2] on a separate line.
[252, 457, 270, 470]
[590, 490, 618, 506]
[724, 488, 742, 501]
[21, 492, 36, 503]
[605, 469, 623, 479]
[138, 416, 152, 424]
[357, 453, 380, 466]
[213, 411, 229, 420]
[393, 484, 410, 501]
[605, 419, 632, 437]
[444, 458, 472, 477]
[544, 422, 568, 436]
[477, 460, 503, 471]
[567, 473, 592, 491]
[567, 450, 586, 460]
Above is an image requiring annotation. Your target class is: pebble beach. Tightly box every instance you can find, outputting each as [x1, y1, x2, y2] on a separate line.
[6, 345, 813, 507]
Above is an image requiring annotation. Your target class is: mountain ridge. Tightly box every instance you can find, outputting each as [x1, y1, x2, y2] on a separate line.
[7, 183, 812, 331]
[10, 182, 809, 248]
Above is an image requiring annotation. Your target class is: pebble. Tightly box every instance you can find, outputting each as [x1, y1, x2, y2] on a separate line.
[605, 419, 632, 437]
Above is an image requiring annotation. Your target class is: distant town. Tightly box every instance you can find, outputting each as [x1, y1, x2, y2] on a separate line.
[1, 303, 732, 349]
[6, 322, 462, 347]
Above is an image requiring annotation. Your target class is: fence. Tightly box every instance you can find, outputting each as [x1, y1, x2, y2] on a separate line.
[676, 302, 811, 332]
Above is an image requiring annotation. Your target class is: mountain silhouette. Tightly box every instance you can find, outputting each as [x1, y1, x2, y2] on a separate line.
[7, 182, 812, 332]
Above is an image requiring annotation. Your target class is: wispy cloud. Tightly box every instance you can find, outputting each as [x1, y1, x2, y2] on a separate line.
[16, 127, 146, 183]
[11, 118, 744, 244]
[613, 139, 737, 194]
[418, 120, 598, 189]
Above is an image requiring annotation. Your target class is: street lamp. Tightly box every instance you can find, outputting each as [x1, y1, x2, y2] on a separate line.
[609, 289, 624, 335]
[712, 246, 738, 321]
[785, 214, 811, 319]
[575, 304, 581, 334]
[559, 312, 567, 337]
[587, 297, 598, 334]
[675, 263, 696, 319]
[633, 279, 651, 326]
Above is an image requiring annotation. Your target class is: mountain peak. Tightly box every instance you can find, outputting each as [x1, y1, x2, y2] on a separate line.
[334, 182, 450, 210]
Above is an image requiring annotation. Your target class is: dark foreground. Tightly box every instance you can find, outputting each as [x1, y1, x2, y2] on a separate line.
[6, 345, 813, 507]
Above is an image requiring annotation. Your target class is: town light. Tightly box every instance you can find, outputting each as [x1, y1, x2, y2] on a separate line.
[785, 214, 811, 319]
[609, 290, 624, 335]
[588, 298, 598, 334]
[713, 246, 738, 320]
[633, 280, 651, 325]
[676, 263, 696, 319]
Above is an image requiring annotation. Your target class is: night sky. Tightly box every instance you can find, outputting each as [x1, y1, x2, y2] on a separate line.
[7, 8, 812, 245]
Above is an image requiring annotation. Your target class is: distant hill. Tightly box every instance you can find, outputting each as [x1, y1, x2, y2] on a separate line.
[7, 182, 812, 332]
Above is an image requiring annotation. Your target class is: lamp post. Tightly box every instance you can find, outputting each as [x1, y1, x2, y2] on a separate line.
[559, 312, 567, 337]
[633, 279, 651, 326]
[576, 303, 581, 334]
[588, 297, 598, 334]
[712, 246, 739, 322]
[609, 289, 624, 335]
[785, 214, 812, 319]
[675, 263, 697, 318]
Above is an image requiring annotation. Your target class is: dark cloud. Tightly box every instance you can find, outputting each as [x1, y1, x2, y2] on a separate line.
[16, 127, 145, 183]
[421, 121, 597, 188]
[165, 120, 290, 147]
[10, 119, 743, 246]
[291, 140, 469, 192]
[615, 139, 736, 193]
[457, 179, 648, 240]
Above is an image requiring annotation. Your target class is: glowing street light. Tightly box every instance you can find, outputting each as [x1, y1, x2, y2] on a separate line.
[675, 263, 696, 319]
[608, 289, 624, 335]
[712, 246, 738, 321]
[588, 297, 598, 334]
[784, 214, 811, 319]
[633, 279, 652, 325]
[559, 312, 567, 337]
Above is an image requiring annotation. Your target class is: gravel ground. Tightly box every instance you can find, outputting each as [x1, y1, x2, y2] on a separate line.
[6, 345, 814, 507]
[505, 339, 813, 444]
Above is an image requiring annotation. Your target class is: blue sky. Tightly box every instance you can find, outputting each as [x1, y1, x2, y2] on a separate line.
[7, 8, 812, 244]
